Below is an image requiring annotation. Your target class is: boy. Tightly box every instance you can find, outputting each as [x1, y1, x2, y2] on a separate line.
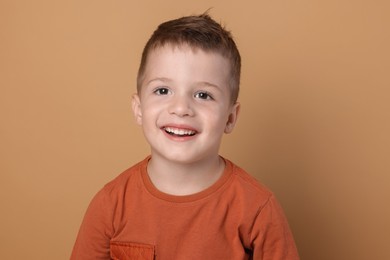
[71, 14, 299, 259]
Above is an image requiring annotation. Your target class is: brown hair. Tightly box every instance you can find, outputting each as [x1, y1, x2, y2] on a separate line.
[137, 13, 241, 103]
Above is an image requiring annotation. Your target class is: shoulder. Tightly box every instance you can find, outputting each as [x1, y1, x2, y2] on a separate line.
[98, 157, 148, 198]
[224, 158, 274, 208]
[84, 157, 149, 219]
[226, 158, 272, 196]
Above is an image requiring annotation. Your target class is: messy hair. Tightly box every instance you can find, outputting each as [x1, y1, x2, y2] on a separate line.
[137, 13, 241, 103]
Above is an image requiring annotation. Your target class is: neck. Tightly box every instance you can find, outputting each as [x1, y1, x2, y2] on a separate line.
[147, 154, 225, 196]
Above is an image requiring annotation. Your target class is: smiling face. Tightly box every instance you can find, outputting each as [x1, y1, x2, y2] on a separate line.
[132, 44, 240, 165]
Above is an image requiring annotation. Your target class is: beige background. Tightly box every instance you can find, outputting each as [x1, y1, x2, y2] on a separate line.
[1, 0, 389, 259]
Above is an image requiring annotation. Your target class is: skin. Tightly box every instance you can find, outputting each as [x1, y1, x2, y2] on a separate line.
[132, 44, 240, 195]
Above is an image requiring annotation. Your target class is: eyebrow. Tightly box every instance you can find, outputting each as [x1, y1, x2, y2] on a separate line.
[145, 77, 222, 91]
[145, 77, 172, 86]
[195, 81, 220, 89]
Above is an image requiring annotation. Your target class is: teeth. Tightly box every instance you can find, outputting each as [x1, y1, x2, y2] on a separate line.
[164, 127, 196, 136]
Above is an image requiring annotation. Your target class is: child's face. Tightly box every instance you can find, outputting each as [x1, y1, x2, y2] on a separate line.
[132, 44, 239, 165]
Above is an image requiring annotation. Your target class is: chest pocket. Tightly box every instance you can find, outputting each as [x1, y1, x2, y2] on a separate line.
[110, 241, 155, 260]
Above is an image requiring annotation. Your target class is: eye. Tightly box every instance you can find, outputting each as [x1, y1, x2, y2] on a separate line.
[154, 87, 170, 95]
[195, 91, 213, 100]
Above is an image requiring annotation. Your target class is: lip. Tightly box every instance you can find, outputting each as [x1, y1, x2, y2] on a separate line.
[160, 124, 199, 141]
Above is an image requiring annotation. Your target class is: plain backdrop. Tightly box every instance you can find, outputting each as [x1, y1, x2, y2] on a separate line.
[1, 0, 389, 259]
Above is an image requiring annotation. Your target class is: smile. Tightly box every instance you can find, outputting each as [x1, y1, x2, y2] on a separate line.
[163, 127, 197, 136]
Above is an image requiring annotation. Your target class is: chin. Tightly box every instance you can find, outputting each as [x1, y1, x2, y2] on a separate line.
[167, 154, 201, 164]
[154, 151, 209, 165]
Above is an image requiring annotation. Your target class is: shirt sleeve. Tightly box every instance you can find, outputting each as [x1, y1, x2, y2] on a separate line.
[70, 188, 114, 260]
[250, 195, 300, 260]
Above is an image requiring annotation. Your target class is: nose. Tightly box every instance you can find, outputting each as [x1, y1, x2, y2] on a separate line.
[168, 94, 194, 117]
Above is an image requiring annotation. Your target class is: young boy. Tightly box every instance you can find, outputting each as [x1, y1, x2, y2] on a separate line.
[71, 14, 299, 259]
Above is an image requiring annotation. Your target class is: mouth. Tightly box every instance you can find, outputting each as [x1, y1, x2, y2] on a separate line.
[163, 126, 197, 137]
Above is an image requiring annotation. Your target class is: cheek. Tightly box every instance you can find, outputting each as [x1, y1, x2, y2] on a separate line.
[140, 104, 165, 125]
[203, 111, 229, 129]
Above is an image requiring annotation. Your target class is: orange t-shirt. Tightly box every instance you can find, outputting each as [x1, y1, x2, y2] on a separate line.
[71, 157, 299, 259]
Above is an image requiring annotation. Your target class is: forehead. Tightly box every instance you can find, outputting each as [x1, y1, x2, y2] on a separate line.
[142, 44, 231, 86]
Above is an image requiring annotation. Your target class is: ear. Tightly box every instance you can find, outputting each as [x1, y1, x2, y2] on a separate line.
[225, 102, 240, 134]
[131, 93, 143, 125]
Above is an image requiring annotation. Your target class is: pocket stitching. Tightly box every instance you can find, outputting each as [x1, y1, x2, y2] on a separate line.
[110, 241, 155, 260]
